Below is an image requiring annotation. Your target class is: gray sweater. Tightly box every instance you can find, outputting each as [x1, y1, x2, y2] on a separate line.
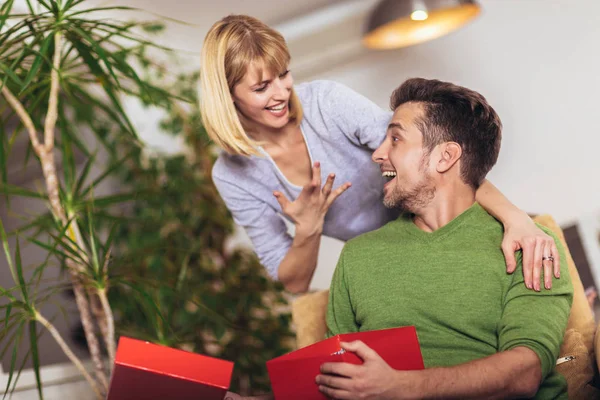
[212, 80, 398, 279]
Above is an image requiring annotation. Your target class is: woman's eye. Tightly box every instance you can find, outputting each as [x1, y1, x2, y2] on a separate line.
[254, 85, 267, 93]
[279, 70, 290, 78]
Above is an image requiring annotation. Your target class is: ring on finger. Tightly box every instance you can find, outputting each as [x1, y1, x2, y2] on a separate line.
[542, 255, 555, 262]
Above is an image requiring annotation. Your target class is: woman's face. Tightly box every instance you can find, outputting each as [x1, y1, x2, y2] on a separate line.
[232, 62, 294, 132]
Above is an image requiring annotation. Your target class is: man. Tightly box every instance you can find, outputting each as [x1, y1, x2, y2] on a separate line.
[316, 78, 573, 399]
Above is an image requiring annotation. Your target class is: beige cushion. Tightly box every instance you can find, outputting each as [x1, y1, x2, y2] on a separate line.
[291, 290, 329, 348]
[533, 215, 596, 351]
[533, 215, 598, 398]
[556, 329, 600, 399]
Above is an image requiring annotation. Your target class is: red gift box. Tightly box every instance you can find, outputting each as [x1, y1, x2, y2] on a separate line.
[267, 326, 424, 400]
[107, 337, 234, 400]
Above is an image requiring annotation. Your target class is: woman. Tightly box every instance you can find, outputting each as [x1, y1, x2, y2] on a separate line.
[200, 15, 560, 294]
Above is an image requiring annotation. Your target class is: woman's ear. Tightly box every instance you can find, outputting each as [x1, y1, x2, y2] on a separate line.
[436, 142, 462, 173]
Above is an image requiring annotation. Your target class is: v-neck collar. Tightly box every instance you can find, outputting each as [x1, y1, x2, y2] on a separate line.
[259, 123, 314, 190]
[398, 203, 483, 241]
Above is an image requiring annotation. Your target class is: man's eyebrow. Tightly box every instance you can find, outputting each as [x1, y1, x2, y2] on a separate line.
[388, 122, 404, 131]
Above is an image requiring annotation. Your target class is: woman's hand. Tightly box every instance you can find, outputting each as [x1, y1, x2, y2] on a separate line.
[502, 217, 560, 291]
[274, 161, 351, 238]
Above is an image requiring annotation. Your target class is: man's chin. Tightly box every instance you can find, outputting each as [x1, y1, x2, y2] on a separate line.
[383, 192, 413, 212]
[383, 195, 399, 209]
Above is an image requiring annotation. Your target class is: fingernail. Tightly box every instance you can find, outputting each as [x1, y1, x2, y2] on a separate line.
[526, 283, 532, 289]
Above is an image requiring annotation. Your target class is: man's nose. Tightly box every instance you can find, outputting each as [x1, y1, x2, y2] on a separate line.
[372, 142, 388, 163]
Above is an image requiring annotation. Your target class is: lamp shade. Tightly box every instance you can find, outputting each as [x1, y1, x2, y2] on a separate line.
[363, 0, 481, 50]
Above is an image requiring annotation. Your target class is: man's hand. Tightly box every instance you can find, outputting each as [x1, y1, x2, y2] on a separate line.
[316, 340, 414, 400]
[502, 217, 560, 291]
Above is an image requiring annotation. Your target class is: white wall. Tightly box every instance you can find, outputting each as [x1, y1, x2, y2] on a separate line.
[310, 0, 600, 224]
[296, 0, 600, 289]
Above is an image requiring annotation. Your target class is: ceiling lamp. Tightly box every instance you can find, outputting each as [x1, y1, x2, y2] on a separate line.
[363, 0, 481, 50]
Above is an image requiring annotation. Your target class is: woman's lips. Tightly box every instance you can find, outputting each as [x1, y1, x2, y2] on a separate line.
[266, 104, 288, 118]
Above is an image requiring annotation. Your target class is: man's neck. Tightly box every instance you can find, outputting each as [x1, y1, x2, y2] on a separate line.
[412, 183, 477, 233]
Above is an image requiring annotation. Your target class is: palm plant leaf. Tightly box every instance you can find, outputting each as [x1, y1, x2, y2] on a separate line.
[13, 238, 29, 305]
[3, 318, 25, 398]
[0, 183, 47, 199]
[0, 116, 8, 195]
[0, 0, 15, 31]
[19, 33, 52, 95]
[28, 320, 43, 400]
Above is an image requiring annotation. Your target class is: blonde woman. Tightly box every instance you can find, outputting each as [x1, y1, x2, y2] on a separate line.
[201, 15, 561, 294]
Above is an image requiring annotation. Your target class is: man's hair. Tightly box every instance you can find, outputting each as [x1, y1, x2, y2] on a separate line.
[390, 78, 502, 188]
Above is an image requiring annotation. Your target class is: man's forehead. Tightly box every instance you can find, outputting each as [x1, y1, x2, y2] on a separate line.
[391, 102, 425, 126]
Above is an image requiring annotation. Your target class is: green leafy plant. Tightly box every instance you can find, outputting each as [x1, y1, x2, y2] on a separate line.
[0, 1, 177, 398]
[1, 1, 294, 398]
[108, 71, 294, 394]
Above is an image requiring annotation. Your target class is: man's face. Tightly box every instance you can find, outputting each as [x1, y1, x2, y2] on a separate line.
[372, 102, 436, 212]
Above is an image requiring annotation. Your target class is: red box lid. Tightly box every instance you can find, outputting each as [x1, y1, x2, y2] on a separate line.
[107, 336, 234, 400]
[267, 326, 423, 400]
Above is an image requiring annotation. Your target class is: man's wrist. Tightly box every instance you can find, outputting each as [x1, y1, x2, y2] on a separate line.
[391, 369, 426, 399]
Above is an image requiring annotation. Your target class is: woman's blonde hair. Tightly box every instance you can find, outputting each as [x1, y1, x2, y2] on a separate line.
[200, 15, 303, 157]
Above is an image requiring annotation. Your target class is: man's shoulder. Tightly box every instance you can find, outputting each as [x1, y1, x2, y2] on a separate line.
[534, 223, 562, 244]
[458, 204, 505, 242]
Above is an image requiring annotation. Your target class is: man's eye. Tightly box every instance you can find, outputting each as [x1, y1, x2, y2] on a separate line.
[392, 136, 399, 142]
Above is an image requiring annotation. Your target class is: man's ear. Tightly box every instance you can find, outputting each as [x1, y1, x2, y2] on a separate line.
[436, 142, 462, 173]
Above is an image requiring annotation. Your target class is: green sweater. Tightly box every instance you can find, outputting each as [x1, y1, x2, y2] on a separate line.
[327, 203, 573, 399]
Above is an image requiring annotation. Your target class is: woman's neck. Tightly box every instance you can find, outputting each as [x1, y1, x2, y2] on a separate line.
[250, 120, 300, 150]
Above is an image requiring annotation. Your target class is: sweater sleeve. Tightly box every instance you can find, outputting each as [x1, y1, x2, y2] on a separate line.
[326, 248, 359, 337]
[498, 226, 573, 379]
[318, 80, 391, 151]
[212, 173, 292, 280]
